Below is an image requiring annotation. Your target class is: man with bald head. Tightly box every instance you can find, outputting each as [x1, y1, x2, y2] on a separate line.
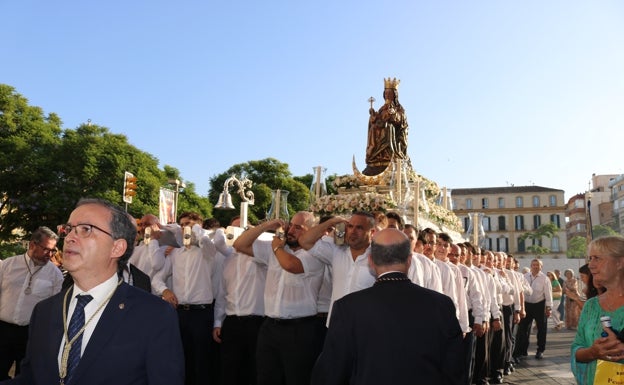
[311, 229, 464, 385]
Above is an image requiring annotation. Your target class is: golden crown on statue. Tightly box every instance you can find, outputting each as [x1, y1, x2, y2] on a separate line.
[384, 77, 400, 90]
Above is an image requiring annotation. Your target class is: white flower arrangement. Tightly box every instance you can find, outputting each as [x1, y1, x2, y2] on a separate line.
[310, 192, 397, 215]
[332, 174, 361, 189]
[319, 171, 461, 232]
[426, 202, 463, 232]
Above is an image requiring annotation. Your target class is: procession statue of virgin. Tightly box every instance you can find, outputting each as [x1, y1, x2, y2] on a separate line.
[363, 77, 411, 176]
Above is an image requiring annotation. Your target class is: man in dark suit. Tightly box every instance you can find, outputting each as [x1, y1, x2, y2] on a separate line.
[311, 228, 464, 385]
[1, 198, 184, 385]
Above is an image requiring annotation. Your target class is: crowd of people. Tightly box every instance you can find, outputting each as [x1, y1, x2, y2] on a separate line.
[0, 198, 622, 385]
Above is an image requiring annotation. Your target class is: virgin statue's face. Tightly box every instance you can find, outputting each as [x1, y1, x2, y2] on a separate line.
[383, 88, 395, 102]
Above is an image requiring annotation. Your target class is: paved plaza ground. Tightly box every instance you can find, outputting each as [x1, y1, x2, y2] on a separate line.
[505, 321, 577, 385]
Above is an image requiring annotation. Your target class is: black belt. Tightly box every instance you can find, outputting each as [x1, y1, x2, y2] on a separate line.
[226, 314, 264, 320]
[316, 312, 328, 318]
[266, 315, 316, 325]
[177, 303, 213, 310]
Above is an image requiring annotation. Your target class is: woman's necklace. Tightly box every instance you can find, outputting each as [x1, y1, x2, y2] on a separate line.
[58, 280, 122, 384]
[23, 254, 43, 295]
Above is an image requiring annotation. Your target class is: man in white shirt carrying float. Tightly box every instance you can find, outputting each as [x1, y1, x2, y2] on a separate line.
[233, 211, 324, 385]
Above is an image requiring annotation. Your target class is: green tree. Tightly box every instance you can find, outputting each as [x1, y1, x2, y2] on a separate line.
[592, 224, 618, 239]
[162, 165, 213, 221]
[208, 158, 310, 226]
[56, 123, 166, 217]
[519, 222, 560, 257]
[0, 84, 63, 240]
[326, 174, 338, 194]
[0, 84, 212, 244]
[567, 236, 588, 258]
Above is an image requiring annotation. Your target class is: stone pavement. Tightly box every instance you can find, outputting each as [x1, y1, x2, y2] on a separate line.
[503, 325, 577, 385]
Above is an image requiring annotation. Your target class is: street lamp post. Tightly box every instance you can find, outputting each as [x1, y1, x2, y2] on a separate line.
[214, 175, 254, 228]
[586, 191, 594, 243]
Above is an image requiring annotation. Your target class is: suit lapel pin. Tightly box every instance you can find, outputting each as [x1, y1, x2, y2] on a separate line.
[119, 303, 125, 310]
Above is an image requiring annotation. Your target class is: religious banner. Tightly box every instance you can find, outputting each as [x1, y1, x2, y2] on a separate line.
[159, 187, 176, 224]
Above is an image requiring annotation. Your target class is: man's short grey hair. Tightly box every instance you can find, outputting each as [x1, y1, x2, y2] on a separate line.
[76, 198, 137, 267]
[31, 226, 58, 244]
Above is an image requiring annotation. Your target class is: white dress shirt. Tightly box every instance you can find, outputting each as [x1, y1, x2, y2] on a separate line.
[524, 271, 553, 307]
[511, 270, 528, 308]
[253, 239, 324, 319]
[458, 264, 485, 326]
[213, 251, 266, 328]
[448, 261, 470, 333]
[152, 224, 217, 304]
[412, 253, 443, 293]
[128, 239, 165, 279]
[502, 268, 522, 308]
[317, 265, 333, 313]
[314, 236, 334, 314]
[480, 267, 502, 319]
[407, 254, 425, 287]
[490, 267, 512, 307]
[471, 266, 492, 321]
[59, 273, 119, 363]
[0, 253, 63, 325]
[308, 240, 376, 323]
[517, 270, 533, 296]
[434, 259, 459, 310]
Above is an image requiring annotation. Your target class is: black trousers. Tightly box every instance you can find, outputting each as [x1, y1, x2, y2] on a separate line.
[462, 310, 476, 385]
[220, 315, 264, 385]
[473, 326, 490, 383]
[313, 314, 328, 358]
[0, 320, 28, 380]
[489, 313, 505, 377]
[256, 316, 318, 385]
[514, 300, 547, 356]
[177, 304, 214, 385]
[501, 305, 515, 365]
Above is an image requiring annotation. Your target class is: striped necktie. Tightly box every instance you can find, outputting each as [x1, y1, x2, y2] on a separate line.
[65, 294, 93, 383]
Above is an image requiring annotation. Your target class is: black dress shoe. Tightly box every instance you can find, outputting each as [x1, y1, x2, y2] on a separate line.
[503, 367, 511, 376]
[535, 351, 544, 359]
[490, 374, 503, 384]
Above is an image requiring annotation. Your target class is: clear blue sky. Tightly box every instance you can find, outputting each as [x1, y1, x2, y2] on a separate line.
[3, 1, 623, 201]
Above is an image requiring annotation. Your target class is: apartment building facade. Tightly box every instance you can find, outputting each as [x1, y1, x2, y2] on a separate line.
[565, 173, 618, 242]
[566, 193, 588, 242]
[609, 174, 624, 235]
[452, 186, 567, 258]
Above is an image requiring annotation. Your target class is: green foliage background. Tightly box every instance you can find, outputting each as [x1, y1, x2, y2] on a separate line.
[0, 85, 315, 258]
